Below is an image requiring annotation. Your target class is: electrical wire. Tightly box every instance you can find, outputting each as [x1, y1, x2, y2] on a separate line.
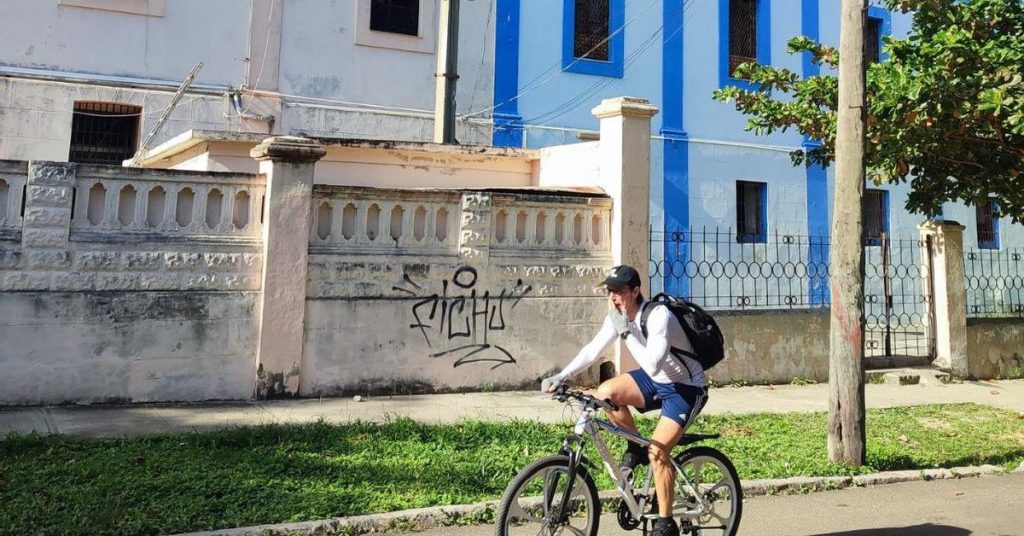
[460, 0, 657, 120]
[519, 0, 709, 129]
[239, 0, 276, 117]
[467, 0, 495, 114]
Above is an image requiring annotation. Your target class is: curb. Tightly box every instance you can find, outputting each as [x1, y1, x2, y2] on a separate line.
[176, 465, 1020, 536]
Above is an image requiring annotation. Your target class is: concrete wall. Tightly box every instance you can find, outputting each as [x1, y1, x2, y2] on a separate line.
[0, 160, 265, 404]
[966, 318, 1024, 380]
[0, 0, 495, 164]
[301, 185, 615, 395]
[711, 308, 831, 385]
[0, 77, 276, 161]
[0, 291, 258, 404]
[277, 0, 495, 144]
[0, 0, 248, 86]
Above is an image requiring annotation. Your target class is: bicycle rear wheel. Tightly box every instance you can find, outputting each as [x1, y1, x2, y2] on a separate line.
[672, 446, 742, 536]
[495, 454, 600, 536]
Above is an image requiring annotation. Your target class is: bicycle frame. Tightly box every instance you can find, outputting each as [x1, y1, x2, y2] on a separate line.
[556, 404, 710, 524]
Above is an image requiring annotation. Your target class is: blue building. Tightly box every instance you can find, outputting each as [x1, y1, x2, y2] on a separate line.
[486, 0, 1021, 299]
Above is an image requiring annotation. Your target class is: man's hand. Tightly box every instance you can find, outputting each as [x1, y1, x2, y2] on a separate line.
[609, 309, 629, 338]
[541, 375, 563, 393]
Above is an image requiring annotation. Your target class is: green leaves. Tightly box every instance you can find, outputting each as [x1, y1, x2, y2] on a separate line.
[712, 0, 1024, 221]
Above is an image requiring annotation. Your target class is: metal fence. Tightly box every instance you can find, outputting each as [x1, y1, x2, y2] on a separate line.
[965, 247, 1024, 318]
[649, 227, 831, 310]
[649, 228, 934, 359]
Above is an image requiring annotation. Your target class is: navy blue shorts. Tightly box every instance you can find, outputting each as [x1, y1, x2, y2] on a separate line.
[628, 369, 708, 429]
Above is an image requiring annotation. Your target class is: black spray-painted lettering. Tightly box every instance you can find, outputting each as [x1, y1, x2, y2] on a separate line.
[393, 266, 532, 369]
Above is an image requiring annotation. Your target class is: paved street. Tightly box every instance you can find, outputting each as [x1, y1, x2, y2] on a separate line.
[396, 473, 1024, 536]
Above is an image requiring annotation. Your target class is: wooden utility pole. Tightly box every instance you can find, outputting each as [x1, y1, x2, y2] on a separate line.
[828, 0, 868, 466]
[433, 0, 460, 144]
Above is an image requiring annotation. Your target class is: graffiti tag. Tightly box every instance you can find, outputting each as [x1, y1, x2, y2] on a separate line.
[393, 266, 532, 369]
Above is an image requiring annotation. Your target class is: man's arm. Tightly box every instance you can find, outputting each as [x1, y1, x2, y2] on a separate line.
[552, 314, 618, 381]
[623, 305, 671, 376]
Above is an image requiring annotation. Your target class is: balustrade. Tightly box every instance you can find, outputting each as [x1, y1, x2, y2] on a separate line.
[70, 166, 265, 240]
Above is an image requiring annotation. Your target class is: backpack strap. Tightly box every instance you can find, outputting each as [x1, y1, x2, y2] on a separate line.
[639, 300, 657, 340]
[641, 294, 700, 361]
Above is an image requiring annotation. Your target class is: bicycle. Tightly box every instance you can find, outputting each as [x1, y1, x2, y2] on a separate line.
[495, 386, 742, 536]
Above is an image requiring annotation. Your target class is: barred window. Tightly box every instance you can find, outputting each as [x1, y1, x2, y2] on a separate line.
[68, 102, 141, 165]
[736, 181, 766, 243]
[729, 0, 757, 76]
[977, 199, 1000, 249]
[370, 0, 419, 36]
[574, 0, 611, 61]
[864, 17, 881, 64]
[863, 189, 888, 245]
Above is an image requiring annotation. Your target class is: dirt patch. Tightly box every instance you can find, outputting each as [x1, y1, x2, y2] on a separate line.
[916, 417, 953, 430]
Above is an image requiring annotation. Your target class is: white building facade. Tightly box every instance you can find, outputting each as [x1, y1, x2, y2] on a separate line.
[0, 0, 498, 164]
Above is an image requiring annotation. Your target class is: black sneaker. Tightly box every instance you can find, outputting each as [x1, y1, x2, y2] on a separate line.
[620, 444, 650, 473]
[650, 517, 679, 536]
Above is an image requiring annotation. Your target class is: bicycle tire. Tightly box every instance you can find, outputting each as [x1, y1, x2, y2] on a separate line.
[495, 454, 600, 536]
[673, 446, 743, 536]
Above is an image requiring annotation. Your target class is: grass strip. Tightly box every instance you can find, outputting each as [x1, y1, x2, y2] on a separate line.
[2, 403, 1022, 535]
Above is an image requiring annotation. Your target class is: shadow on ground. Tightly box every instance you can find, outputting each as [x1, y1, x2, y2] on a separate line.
[811, 524, 971, 536]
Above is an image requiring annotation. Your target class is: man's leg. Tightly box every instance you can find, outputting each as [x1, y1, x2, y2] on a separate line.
[594, 373, 646, 433]
[649, 416, 686, 517]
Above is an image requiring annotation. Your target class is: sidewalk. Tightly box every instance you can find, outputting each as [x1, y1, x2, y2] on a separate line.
[2, 378, 1023, 439]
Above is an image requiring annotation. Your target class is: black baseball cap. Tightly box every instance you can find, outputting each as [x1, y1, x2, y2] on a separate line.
[598, 265, 641, 290]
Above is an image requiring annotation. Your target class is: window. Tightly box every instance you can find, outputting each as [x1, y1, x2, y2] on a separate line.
[561, 0, 624, 77]
[719, 0, 771, 89]
[573, 0, 610, 61]
[68, 102, 141, 165]
[863, 189, 889, 246]
[370, 0, 419, 36]
[355, 0, 436, 54]
[736, 181, 767, 243]
[865, 6, 891, 63]
[729, 0, 757, 76]
[977, 199, 1000, 250]
[864, 16, 881, 64]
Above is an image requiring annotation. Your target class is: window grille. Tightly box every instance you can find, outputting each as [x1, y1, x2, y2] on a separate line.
[729, 0, 757, 76]
[863, 189, 887, 245]
[864, 17, 881, 64]
[977, 199, 1000, 249]
[736, 181, 766, 243]
[574, 0, 611, 61]
[68, 102, 141, 165]
[370, 0, 419, 36]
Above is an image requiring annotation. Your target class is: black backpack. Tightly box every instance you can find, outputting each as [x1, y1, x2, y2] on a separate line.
[639, 293, 725, 370]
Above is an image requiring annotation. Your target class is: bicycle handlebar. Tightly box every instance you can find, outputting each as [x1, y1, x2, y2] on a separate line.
[553, 384, 620, 412]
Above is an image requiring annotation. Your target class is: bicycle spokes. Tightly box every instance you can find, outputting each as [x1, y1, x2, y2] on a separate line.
[674, 454, 741, 535]
[503, 466, 596, 536]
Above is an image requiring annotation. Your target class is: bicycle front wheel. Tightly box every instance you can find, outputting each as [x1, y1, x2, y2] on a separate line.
[495, 454, 600, 536]
[673, 446, 743, 536]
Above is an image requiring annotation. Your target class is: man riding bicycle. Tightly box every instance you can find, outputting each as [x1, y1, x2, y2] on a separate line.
[541, 265, 709, 536]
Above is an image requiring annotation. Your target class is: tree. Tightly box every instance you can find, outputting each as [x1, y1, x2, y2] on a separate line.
[714, 0, 1024, 221]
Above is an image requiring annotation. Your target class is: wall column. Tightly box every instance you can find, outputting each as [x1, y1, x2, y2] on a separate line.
[250, 136, 325, 398]
[592, 96, 658, 373]
[919, 220, 968, 377]
[19, 161, 75, 284]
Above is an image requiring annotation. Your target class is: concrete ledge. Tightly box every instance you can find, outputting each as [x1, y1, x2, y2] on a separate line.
[173, 465, 1013, 536]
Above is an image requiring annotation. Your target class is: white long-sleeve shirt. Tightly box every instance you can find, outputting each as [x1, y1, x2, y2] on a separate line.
[556, 302, 707, 387]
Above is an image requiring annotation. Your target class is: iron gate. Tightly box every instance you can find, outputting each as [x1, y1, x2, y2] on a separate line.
[863, 234, 935, 361]
[649, 228, 936, 363]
